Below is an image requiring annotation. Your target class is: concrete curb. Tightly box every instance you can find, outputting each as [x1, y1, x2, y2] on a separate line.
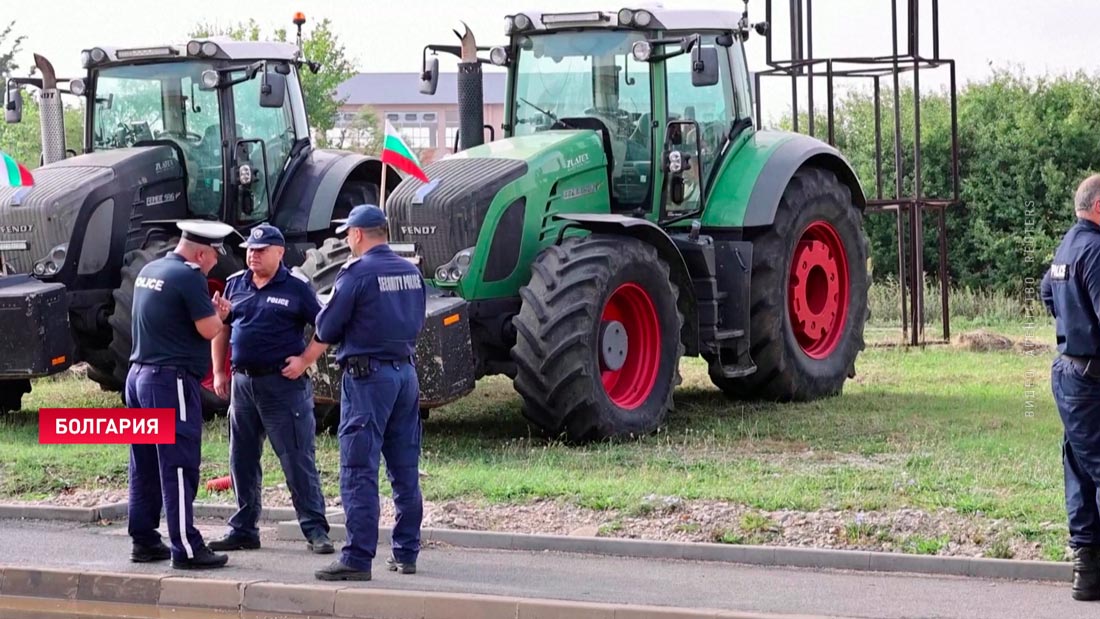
[0, 501, 308, 524]
[0, 501, 1074, 584]
[0, 564, 847, 619]
[276, 521, 1074, 584]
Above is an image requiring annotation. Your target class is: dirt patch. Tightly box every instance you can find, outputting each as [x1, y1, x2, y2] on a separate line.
[952, 330, 1015, 352]
[952, 329, 1054, 354]
[187, 487, 1065, 562]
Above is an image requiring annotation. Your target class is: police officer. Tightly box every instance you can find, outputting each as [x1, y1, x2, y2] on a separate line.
[1042, 173, 1100, 601]
[126, 220, 234, 570]
[206, 223, 334, 555]
[312, 204, 427, 581]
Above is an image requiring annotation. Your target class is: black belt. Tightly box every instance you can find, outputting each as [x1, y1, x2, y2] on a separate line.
[233, 364, 285, 377]
[343, 355, 414, 378]
[1063, 354, 1100, 379]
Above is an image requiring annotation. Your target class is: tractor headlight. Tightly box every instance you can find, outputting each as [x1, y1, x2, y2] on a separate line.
[33, 243, 68, 277]
[186, 40, 202, 56]
[201, 70, 220, 90]
[618, 9, 634, 25]
[435, 247, 474, 283]
[489, 46, 509, 66]
[513, 13, 533, 31]
[631, 41, 652, 62]
[69, 79, 86, 97]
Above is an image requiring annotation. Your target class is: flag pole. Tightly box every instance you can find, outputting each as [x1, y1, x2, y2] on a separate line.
[379, 161, 388, 214]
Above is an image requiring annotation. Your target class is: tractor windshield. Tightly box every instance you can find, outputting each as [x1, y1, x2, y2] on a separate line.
[91, 61, 224, 217]
[512, 30, 653, 208]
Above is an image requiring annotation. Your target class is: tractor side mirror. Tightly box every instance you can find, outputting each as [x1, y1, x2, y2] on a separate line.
[691, 45, 720, 87]
[5, 86, 22, 124]
[260, 71, 286, 108]
[419, 56, 439, 95]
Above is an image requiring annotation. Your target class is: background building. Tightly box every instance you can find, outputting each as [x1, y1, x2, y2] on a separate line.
[331, 72, 508, 164]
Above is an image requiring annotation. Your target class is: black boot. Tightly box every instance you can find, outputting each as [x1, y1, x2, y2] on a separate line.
[1073, 547, 1100, 601]
[131, 541, 170, 563]
[172, 545, 229, 570]
[315, 560, 371, 581]
[386, 555, 416, 574]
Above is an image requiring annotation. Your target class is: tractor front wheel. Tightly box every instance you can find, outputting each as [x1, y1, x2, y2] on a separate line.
[511, 234, 684, 441]
[710, 166, 869, 400]
[106, 237, 242, 419]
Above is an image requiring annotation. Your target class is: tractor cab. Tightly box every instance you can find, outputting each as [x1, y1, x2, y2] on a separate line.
[5, 36, 313, 235]
[494, 9, 755, 220]
[73, 39, 308, 225]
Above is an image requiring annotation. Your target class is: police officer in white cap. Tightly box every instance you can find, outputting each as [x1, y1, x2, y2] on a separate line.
[126, 220, 235, 570]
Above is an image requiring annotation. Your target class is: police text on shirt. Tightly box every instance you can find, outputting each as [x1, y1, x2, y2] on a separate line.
[378, 274, 423, 292]
[135, 276, 165, 291]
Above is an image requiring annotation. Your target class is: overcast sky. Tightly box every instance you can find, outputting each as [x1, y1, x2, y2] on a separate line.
[5, 0, 1098, 125]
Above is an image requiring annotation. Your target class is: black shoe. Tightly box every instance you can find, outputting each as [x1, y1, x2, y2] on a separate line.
[207, 533, 261, 551]
[171, 546, 229, 570]
[1073, 547, 1100, 601]
[315, 560, 371, 581]
[386, 555, 416, 574]
[131, 541, 171, 563]
[307, 534, 335, 555]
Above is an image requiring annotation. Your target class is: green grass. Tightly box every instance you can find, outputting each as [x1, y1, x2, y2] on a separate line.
[0, 314, 1070, 558]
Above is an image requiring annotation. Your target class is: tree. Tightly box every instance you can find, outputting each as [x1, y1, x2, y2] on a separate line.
[329, 105, 382, 155]
[0, 20, 26, 78]
[188, 17, 357, 143]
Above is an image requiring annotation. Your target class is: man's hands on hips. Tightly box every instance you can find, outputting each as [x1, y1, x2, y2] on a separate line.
[282, 355, 309, 380]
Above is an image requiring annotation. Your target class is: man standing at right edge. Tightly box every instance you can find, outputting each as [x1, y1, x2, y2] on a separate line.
[312, 204, 427, 581]
[1042, 173, 1100, 601]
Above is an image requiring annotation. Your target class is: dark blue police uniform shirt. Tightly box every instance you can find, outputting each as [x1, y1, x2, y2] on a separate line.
[315, 244, 426, 364]
[1042, 219, 1100, 356]
[129, 253, 216, 377]
[223, 264, 323, 369]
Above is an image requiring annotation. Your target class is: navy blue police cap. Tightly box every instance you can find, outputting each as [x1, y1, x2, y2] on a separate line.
[240, 223, 286, 249]
[177, 220, 235, 254]
[334, 204, 387, 234]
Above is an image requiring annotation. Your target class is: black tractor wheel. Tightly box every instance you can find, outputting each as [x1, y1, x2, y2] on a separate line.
[710, 166, 869, 401]
[511, 234, 684, 442]
[0, 379, 31, 413]
[293, 237, 354, 433]
[106, 237, 243, 419]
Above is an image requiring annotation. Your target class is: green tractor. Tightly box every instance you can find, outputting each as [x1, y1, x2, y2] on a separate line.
[304, 5, 870, 441]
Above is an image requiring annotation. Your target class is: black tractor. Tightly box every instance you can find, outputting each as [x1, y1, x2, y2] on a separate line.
[0, 16, 409, 415]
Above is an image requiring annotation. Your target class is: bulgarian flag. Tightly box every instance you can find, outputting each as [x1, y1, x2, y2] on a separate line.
[0, 152, 33, 187]
[381, 120, 429, 183]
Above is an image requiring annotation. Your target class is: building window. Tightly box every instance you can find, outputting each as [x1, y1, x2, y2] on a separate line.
[386, 111, 437, 149]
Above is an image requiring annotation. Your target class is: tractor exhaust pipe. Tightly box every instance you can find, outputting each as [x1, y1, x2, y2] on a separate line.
[34, 54, 66, 165]
[455, 23, 484, 151]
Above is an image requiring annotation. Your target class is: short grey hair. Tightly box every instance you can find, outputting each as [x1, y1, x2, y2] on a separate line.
[1076, 174, 1100, 212]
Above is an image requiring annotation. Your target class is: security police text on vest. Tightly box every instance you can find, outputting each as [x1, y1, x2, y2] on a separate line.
[377, 274, 424, 292]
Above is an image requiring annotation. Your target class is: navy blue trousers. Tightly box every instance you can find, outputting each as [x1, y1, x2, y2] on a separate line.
[125, 363, 206, 561]
[226, 372, 329, 542]
[1052, 355, 1100, 548]
[338, 359, 423, 571]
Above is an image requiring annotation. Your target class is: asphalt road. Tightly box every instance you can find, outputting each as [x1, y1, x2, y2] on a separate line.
[0, 518, 1096, 618]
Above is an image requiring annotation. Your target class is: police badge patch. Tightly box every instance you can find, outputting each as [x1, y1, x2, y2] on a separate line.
[252, 228, 264, 239]
[1051, 263, 1069, 281]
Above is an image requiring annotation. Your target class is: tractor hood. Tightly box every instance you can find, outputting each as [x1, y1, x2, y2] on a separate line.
[387, 130, 608, 278]
[0, 146, 188, 279]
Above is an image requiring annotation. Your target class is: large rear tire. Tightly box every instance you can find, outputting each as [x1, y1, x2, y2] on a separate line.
[511, 234, 684, 442]
[106, 238, 242, 419]
[710, 166, 869, 400]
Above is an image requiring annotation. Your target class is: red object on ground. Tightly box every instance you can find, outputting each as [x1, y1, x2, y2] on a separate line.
[206, 475, 232, 492]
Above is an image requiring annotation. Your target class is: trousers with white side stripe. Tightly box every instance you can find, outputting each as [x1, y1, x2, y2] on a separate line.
[125, 363, 206, 560]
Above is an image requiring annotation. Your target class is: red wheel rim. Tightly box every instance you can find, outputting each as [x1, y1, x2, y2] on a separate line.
[201, 277, 230, 396]
[600, 282, 661, 410]
[787, 221, 849, 359]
